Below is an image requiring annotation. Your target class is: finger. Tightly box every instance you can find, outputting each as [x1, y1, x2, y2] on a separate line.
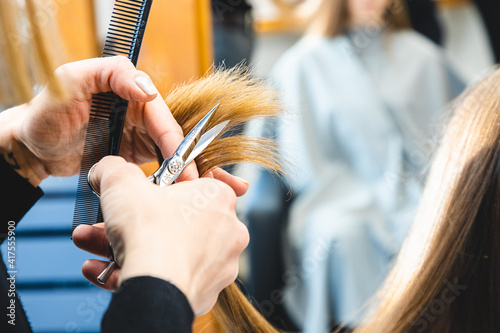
[211, 168, 249, 197]
[204, 171, 215, 179]
[55, 56, 157, 103]
[72, 224, 110, 258]
[89, 156, 146, 196]
[141, 96, 199, 182]
[82, 259, 120, 291]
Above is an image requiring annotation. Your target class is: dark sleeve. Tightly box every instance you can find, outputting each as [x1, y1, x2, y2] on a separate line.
[0, 154, 43, 244]
[406, 0, 443, 45]
[102, 276, 194, 333]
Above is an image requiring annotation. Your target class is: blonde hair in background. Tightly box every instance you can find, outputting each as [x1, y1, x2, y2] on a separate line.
[0, 0, 65, 107]
[309, 0, 411, 37]
[354, 68, 500, 332]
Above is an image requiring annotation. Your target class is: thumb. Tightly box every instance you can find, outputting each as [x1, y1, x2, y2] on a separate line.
[55, 56, 158, 103]
[89, 156, 146, 197]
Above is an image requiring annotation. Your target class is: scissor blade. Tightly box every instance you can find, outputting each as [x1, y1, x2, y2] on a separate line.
[176, 104, 220, 162]
[185, 120, 229, 166]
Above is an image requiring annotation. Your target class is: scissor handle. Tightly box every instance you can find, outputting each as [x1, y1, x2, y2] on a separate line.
[149, 155, 185, 187]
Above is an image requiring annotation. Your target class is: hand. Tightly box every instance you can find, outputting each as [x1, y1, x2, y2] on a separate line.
[73, 167, 248, 290]
[73, 156, 250, 315]
[0, 56, 197, 186]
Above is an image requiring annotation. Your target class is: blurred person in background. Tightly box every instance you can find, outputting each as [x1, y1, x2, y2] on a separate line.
[272, 0, 464, 331]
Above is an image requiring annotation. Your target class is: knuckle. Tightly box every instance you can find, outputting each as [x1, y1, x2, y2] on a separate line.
[221, 265, 239, 289]
[215, 180, 236, 203]
[234, 221, 250, 252]
[111, 56, 136, 79]
[229, 266, 239, 285]
[114, 55, 132, 66]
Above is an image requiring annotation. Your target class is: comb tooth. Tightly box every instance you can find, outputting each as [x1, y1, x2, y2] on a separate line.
[91, 103, 114, 110]
[73, 0, 152, 231]
[92, 114, 113, 121]
[105, 35, 134, 44]
[107, 28, 137, 40]
[114, 6, 141, 16]
[73, 116, 110, 229]
[91, 100, 114, 107]
[111, 16, 138, 25]
[112, 12, 140, 20]
[103, 45, 132, 54]
[114, 8, 141, 15]
[103, 39, 134, 48]
[91, 107, 112, 116]
[115, 3, 142, 10]
[104, 39, 133, 49]
[103, 51, 127, 58]
[116, 1, 143, 9]
[108, 24, 137, 32]
[102, 51, 129, 58]
[91, 107, 112, 114]
[109, 24, 138, 34]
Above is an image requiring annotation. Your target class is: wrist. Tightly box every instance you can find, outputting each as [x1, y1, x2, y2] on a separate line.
[0, 106, 47, 187]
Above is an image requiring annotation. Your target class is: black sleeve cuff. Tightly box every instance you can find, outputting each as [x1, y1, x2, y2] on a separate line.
[0, 154, 43, 243]
[102, 276, 194, 333]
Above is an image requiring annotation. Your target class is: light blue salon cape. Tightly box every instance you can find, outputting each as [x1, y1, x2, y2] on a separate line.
[273, 30, 464, 331]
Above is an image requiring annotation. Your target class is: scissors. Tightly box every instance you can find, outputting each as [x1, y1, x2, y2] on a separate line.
[90, 104, 229, 284]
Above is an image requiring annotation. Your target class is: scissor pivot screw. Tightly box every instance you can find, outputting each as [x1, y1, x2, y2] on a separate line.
[168, 156, 184, 175]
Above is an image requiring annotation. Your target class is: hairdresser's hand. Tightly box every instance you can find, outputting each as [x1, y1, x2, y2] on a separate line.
[72, 167, 248, 291]
[0, 56, 197, 187]
[73, 156, 249, 315]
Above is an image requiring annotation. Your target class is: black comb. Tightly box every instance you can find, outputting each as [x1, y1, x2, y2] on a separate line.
[73, 0, 153, 231]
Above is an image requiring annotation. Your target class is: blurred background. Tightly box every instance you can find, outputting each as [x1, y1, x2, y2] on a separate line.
[1, 0, 498, 332]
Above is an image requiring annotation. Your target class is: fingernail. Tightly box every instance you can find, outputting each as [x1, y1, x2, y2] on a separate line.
[233, 176, 249, 186]
[135, 76, 157, 95]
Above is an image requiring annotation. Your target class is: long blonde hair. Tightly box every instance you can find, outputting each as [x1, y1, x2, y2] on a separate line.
[309, 0, 411, 37]
[355, 68, 500, 332]
[0, 0, 64, 107]
[165, 66, 285, 332]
